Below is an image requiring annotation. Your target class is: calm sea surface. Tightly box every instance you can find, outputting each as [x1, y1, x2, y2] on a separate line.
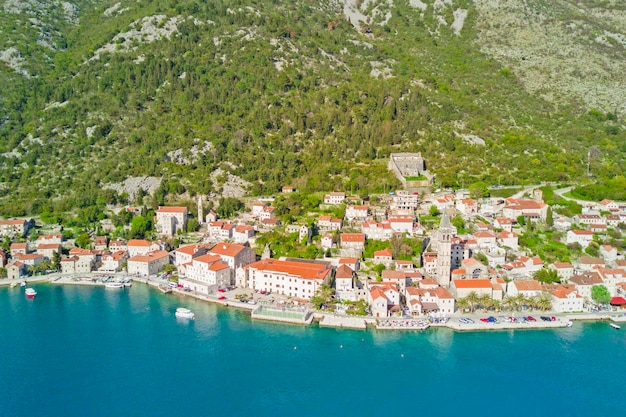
[1, 284, 624, 417]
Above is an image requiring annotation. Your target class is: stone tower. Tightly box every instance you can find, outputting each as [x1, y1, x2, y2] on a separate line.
[197, 195, 204, 225]
[435, 209, 456, 287]
[261, 244, 271, 260]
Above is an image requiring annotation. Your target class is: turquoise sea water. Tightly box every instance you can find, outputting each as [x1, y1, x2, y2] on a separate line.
[1, 283, 624, 417]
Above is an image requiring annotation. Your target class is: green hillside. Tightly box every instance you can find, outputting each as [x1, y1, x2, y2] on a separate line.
[0, 0, 625, 217]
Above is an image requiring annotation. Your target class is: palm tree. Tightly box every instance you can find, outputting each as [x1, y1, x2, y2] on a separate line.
[535, 293, 553, 312]
[456, 297, 470, 313]
[466, 291, 480, 313]
[502, 296, 516, 312]
[478, 293, 493, 312]
[491, 299, 501, 313]
[514, 294, 528, 312]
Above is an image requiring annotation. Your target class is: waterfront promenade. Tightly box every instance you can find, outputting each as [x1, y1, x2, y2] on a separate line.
[2, 274, 625, 331]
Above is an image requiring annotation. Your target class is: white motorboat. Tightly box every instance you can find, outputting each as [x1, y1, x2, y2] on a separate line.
[25, 288, 37, 298]
[566, 320, 573, 328]
[105, 282, 124, 289]
[610, 323, 620, 330]
[175, 308, 195, 320]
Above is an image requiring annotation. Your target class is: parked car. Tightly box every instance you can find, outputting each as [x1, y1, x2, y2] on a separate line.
[218, 296, 226, 300]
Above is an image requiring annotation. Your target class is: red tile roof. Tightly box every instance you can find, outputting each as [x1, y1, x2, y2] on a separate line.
[156, 206, 187, 213]
[246, 259, 331, 280]
[453, 279, 492, 289]
[335, 264, 354, 279]
[209, 243, 246, 257]
[341, 233, 365, 243]
[128, 250, 169, 263]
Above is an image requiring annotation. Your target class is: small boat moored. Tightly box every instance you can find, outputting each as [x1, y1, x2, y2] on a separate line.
[610, 323, 620, 330]
[175, 307, 195, 320]
[25, 288, 37, 298]
[105, 282, 125, 289]
[158, 284, 172, 294]
[566, 320, 573, 328]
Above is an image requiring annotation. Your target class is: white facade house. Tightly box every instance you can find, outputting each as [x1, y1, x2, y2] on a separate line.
[456, 199, 478, 216]
[575, 214, 604, 225]
[127, 250, 170, 276]
[242, 258, 332, 300]
[12, 253, 44, 267]
[233, 225, 255, 243]
[0, 218, 32, 237]
[369, 287, 389, 318]
[566, 230, 594, 248]
[175, 244, 210, 267]
[451, 279, 493, 299]
[127, 240, 160, 257]
[405, 286, 455, 315]
[497, 231, 518, 250]
[502, 199, 548, 222]
[36, 243, 61, 260]
[340, 233, 365, 251]
[600, 245, 618, 264]
[335, 264, 356, 301]
[506, 279, 543, 298]
[324, 192, 346, 205]
[37, 234, 63, 245]
[368, 283, 401, 316]
[259, 207, 275, 221]
[178, 254, 231, 294]
[389, 216, 415, 235]
[494, 218, 514, 232]
[373, 249, 393, 267]
[318, 215, 342, 231]
[473, 231, 497, 251]
[345, 205, 369, 221]
[361, 220, 393, 241]
[209, 243, 256, 270]
[568, 272, 603, 300]
[61, 255, 94, 274]
[251, 203, 266, 218]
[390, 190, 419, 211]
[155, 206, 188, 236]
[597, 268, 626, 296]
[99, 251, 128, 272]
[321, 235, 333, 250]
[6, 261, 27, 280]
[546, 285, 584, 313]
[550, 262, 574, 281]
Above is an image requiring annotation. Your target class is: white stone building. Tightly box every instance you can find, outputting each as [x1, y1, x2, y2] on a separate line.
[127, 250, 170, 276]
[155, 206, 188, 236]
[241, 258, 332, 300]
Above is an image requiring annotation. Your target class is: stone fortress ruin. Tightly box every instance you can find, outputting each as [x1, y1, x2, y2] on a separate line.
[388, 153, 433, 188]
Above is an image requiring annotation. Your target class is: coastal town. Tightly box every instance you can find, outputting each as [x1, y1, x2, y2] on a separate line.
[1, 154, 626, 331]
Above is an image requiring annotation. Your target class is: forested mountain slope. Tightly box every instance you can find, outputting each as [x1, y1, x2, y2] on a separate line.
[0, 0, 625, 216]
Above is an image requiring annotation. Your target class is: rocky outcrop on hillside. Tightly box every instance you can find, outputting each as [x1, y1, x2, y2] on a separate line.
[473, 0, 626, 114]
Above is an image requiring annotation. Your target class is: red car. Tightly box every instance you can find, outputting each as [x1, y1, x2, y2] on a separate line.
[480, 318, 489, 323]
[218, 288, 226, 293]
[527, 316, 536, 322]
[218, 296, 226, 300]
